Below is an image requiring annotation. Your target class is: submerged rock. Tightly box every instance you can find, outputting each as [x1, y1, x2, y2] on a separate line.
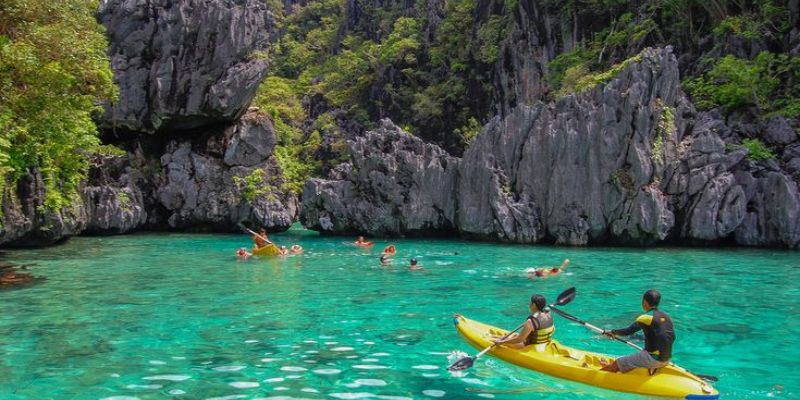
[300, 119, 460, 235]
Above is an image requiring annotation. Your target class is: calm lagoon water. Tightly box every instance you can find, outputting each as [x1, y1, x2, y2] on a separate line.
[1, 225, 798, 399]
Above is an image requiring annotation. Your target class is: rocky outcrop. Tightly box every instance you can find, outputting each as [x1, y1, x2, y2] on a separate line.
[1, 111, 297, 247]
[0, 170, 87, 247]
[300, 119, 459, 235]
[157, 112, 296, 230]
[98, 0, 274, 133]
[300, 47, 800, 248]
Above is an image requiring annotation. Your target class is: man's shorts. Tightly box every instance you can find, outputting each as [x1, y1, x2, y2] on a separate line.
[615, 350, 669, 373]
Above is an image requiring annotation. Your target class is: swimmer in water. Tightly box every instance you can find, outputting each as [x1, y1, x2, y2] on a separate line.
[236, 247, 252, 260]
[409, 258, 423, 271]
[290, 244, 304, 254]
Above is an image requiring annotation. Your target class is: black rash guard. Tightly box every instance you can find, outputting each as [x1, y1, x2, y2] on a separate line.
[611, 308, 675, 361]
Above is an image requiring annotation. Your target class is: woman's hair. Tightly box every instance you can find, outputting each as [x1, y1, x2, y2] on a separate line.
[530, 294, 547, 310]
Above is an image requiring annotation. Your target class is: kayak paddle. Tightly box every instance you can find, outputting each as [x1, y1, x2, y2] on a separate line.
[448, 287, 576, 372]
[549, 305, 718, 382]
[237, 222, 273, 245]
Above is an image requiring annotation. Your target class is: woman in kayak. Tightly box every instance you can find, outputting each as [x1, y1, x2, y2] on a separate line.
[382, 244, 396, 255]
[253, 228, 271, 248]
[354, 236, 373, 247]
[493, 294, 555, 349]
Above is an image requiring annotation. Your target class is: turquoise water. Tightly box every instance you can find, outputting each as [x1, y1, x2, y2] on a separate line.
[1, 225, 798, 400]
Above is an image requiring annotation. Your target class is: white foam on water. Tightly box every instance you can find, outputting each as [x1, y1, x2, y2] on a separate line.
[427, 352, 450, 356]
[264, 377, 285, 382]
[201, 361, 213, 365]
[169, 389, 186, 395]
[346, 355, 359, 359]
[312, 368, 341, 375]
[171, 356, 186, 360]
[363, 341, 375, 345]
[371, 352, 390, 357]
[126, 384, 162, 390]
[206, 395, 248, 400]
[100, 397, 140, 400]
[305, 350, 318, 354]
[319, 335, 335, 339]
[331, 346, 355, 352]
[353, 365, 388, 370]
[422, 373, 440, 378]
[148, 360, 166, 365]
[477, 394, 495, 398]
[325, 341, 338, 345]
[303, 340, 317, 344]
[361, 358, 379, 362]
[464, 269, 477, 274]
[412, 365, 439, 370]
[422, 390, 446, 398]
[304, 360, 317, 364]
[286, 375, 302, 379]
[434, 261, 453, 265]
[229, 381, 259, 388]
[375, 396, 413, 400]
[280, 366, 307, 372]
[212, 365, 246, 372]
[301, 388, 320, 393]
[354, 379, 387, 387]
[274, 386, 289, 391]
[329, 393, 374, 399]
[110, 373, 121, 378]
[143, 375, 191, 381]
[261, 358, 279, 362]
[245, 340, 259, 344]
[461, 378, 489, 385]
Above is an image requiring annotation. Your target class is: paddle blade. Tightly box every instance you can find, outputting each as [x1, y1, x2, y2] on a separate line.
[447, 356, 475, 371]
[555, 287, 576, 306]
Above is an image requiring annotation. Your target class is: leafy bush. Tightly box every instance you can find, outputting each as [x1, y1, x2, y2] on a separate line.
[0, 0, 116, 209]
[740, 138, 775, 162]
[683, 52, 799, 115]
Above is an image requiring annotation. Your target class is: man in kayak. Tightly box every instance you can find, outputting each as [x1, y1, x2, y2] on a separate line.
[493, 294, 555, 349]
[252, 228, 271, 248]
[600, 290, 674, 373]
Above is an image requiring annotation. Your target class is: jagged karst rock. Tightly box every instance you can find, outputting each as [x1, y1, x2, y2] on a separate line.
[82, 154, 149, 234]
[0, 170, 87, 247]
[460, 48, 681, 245]
[98, 0, 274, 133]
[300, 119, 460, 235]
[298, 47, 800, 248]
[157, 111, 297, 230]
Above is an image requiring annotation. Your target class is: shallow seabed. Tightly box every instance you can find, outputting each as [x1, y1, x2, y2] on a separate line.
[1, 225, 798, 399]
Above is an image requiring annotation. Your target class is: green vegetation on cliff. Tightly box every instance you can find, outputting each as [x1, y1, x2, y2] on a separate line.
[0, 0, 115, 209]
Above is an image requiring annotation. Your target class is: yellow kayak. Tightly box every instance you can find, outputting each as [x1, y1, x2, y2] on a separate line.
[252, 244, 280, 256]
[454, 315, 718, 399]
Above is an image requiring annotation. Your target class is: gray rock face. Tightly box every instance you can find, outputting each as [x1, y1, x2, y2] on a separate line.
[1, 111, 297, 247]
[98, 0, 273, 133]
[0, 170, 87, 247]
[299, 47, 800, 248]
[460, 48, 681, 245]
[300, 119, 460, 235]
[82, 154, 149, 234]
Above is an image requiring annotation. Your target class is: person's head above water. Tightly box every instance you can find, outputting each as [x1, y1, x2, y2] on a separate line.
[410, 258, 418, 265]
[530, 294, 547, 312]
[642, 289, 660, 310]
